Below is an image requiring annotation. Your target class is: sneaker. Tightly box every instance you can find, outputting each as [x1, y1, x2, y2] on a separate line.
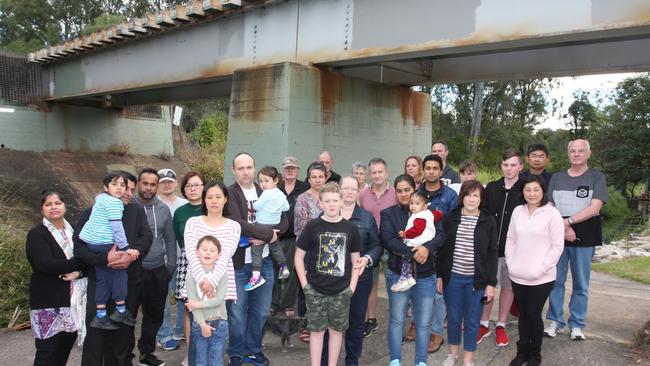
[172, 334, 185, 341]
[278, 264, 290, 280]
[243, 352, 270, 366]
[138, 353, 165, 366]
[244, 275, 266, 291]
[389, 360, 401, 366]
[110, 311, 136, 326]
[90, 315, 120, 330]
[363, 318, 378, 337]
[228, 355, 243, 366]
[495, 326, 509, 347]
[543, 320, 563, 338]
[415, 363, 427, 366]
[403, 277, 416, 291]
[442, 354, 458, 366]
[570, 327, 586, 340]
[476, 325, 491, 344]
[238, 236, 250, 248]
[156, 339, 179, 351]
[390, 278, 410, 292]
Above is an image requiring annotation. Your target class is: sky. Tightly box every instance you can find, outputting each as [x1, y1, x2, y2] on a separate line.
[540, 72, 641, 130]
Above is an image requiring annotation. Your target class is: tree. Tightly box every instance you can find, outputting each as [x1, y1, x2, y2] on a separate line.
[566, 90, 599, 139]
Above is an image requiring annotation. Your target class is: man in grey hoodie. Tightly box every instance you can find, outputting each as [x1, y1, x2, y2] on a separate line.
[133, 167, 177, 366]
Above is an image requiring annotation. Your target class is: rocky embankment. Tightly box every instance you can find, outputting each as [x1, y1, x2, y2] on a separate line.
[595, 231, 650, 263]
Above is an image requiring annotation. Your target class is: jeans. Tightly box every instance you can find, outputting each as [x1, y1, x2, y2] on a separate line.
[157, 271, 184, 342]
[443, 273, 484, 352]
[227, 257, 275, 357]
[89, 244, 128, 305]
[191, 319, 228, 366]
[546, 246, 595, 329]
[386, 270, 435, 365]
[512, 281, 554, 349]
[431, 291, 446, 336]
[321, 272, 373, 366]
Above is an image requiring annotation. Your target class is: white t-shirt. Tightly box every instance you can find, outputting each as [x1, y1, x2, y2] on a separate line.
[242, 186, 269, 263]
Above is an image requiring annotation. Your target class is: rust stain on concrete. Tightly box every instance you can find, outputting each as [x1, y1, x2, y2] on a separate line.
[229, 63, 285, 122]
[397, 86, 428, 127]
[319, 68, 344, 124]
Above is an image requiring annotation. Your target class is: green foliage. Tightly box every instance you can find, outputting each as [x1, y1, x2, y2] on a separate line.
[80, 14, 126, 36]
[190, 143, 226, 182]
[189, 111, 228, 148]
[601, 187, 639, 241]
[593, 256, 650, 285]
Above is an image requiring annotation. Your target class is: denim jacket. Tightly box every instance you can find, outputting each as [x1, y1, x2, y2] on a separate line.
[417, 183, 458, 216]
[349, 205, 382, 278]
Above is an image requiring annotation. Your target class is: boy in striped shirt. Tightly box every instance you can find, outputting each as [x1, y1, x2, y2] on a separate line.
[79, 171, 140, 329]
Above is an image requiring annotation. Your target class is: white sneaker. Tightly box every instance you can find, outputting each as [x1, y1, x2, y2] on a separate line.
[391, 279, 409, 292]
[402, 277, 416, 291]
[543, 320, 563, 338]
[570, 327, 586, 340]
[389, 359, 401, 366]
[442, 354, 458, 366]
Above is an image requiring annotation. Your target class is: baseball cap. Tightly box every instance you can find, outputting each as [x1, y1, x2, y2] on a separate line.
[158, 168, 177, 182]
[282, 156, 300, 169]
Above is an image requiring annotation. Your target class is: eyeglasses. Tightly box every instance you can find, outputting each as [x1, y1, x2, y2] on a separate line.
[185, 183, 204, 190]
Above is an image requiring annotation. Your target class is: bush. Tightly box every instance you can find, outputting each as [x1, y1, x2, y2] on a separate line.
[601, 186, 639, 242]
[190, 143, 226, 182]
[189, 111, 228, 148]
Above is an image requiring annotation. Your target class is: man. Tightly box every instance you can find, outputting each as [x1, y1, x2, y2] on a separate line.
[318, 150, 342, 184]
[358, 158, 397, 338]
[272, 156, 310, 316]
[133, 168, 177, 366]
[417, 154, 457, 353]
[521, 143, 553, 186]
[448, 160, 478, 194]
[478, 149, 525, 348]
[431, 140, 460, 185]
[226, 152, 289, 366]
[75, 171, 154, 366]
[544, 139, 607, 341]
[155, 168, 188, 351]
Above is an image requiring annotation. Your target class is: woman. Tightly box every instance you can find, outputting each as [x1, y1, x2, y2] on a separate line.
[505, 175, 564, 366]
[352, 161, 369, 190]
[436, 180, 498, 366]
[173, 171, 205, 360]
[404, 156, 424, 189]
[26, 189, 86, 366]
[320, 176, 383, 366]
[381, 174, 443, 366]
[183, 181, 241, 366]
[294, 162, 327, 237]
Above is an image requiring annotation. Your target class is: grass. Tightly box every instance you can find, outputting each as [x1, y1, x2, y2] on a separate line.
[593, 256, 650, 285]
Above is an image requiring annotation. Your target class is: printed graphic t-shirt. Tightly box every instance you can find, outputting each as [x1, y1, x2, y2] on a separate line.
[296, 217, 361, 295]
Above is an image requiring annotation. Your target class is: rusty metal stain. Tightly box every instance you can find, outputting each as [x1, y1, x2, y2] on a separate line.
[229, 63, 286, 122]
[397, 86, 427, 127]
[318, 68, 344, 124]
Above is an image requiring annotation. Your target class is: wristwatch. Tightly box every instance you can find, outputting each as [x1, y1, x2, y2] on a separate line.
[567, 217, 574, 226]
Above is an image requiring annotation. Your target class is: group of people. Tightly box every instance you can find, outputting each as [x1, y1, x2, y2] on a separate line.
[25, 138, 606, 366]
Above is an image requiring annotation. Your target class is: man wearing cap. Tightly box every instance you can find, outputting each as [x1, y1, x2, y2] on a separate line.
[155, 169, 188, 351]
[272, 156, 310, 316]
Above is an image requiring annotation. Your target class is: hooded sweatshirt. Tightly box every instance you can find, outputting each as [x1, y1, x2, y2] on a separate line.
[134, 195, 177, 274]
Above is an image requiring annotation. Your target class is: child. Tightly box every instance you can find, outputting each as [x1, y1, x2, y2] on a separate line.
[79, 171, 139, 329]
[244, 166, 291, 291]
[393, 192, 436, 292]
[186, 235, 229, 366]
[295, 182, 361, 366]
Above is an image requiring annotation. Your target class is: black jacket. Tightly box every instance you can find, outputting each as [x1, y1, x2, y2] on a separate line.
[226, 182, 289, 270]
[26, 223, 85, 310]
[437, 207, 498, 290]
[380, 204, 445, 278]
[73, 203, 153, 286]
[349, 205, 382, 278]
[279, 179, 310, 238]
[484, 177, 524, 257]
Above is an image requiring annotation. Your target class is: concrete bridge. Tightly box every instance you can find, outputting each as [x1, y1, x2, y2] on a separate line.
[18, 0, 650, 176]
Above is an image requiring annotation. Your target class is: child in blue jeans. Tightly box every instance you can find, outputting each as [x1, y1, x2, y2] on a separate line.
[186, 235, 229, 366]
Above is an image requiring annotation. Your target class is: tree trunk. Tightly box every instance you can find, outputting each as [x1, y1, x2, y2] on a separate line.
[469, 81, 484, 156]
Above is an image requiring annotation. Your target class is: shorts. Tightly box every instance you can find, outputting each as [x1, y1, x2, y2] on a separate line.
[303, 284, 353, 332]
[496, 257, 512, 290]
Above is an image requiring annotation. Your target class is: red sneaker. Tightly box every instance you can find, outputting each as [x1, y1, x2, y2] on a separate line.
[495, 326, 509, 347]
[476, 325, 491, 344]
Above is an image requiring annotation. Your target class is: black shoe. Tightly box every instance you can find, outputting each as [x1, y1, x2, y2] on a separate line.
[527, 346, 542, 366]
[509, 341, 529, 366]
[229, 355, 243, 366]
[243, 352, 269, 366]
[139, 353, 165, 366]
[110, 311, 136, 326]
[363, 318, 378, 338]
[90, 315, 120, 330]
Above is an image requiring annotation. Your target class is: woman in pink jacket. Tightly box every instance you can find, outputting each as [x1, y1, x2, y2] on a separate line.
[505, 174, 564, 366]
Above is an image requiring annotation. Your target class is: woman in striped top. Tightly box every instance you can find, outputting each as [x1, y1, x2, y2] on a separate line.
[184, 181, 241, 362]
[437, 180, 498, 366]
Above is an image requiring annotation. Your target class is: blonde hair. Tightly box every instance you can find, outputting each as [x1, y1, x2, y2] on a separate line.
[319, 182, 341, 199]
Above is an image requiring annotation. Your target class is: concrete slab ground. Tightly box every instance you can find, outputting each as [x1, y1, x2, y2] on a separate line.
[2, 271, 648, 365]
